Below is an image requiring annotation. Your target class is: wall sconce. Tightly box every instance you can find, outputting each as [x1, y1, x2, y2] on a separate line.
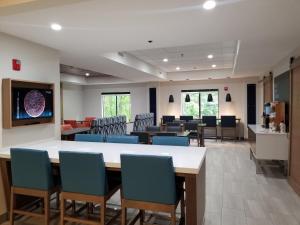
[169, 95, 174, 103]
[185, 94, 191, 102]
[207, 93, 213, 102]
[226, 93, 232, 102]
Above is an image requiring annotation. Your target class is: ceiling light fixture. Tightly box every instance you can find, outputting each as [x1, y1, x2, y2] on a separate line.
[207, 54, 214, 59]
[176, 67, 180, 71]
[85, 72, 90, 76]
[163, 58, 168, 62]
[50, 23, 62, 31]
[212, 64, 217, 68]
[203, 0, 216, 10]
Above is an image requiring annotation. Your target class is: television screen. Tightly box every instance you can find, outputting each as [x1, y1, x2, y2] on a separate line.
[12, 87, 54, 120]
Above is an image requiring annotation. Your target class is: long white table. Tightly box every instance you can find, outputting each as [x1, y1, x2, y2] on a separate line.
[0, 140, 206, 225]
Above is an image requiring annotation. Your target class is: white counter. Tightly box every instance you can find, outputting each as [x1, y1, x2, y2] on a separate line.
[0, 140, 206, 175]
[248, 124, 287, 135]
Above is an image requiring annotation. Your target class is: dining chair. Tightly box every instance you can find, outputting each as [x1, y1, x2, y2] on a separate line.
[120, 154, 185, 225]
[106, 135, 139, 144]
[75, 134, 105, 142]
[59, 151, 120, 225]
[202, 116, 218, 141]
[220, 115, 237, 141]
[130, 132, 150, 144]
[152, 136, 189, 146]
[161, 115, 175, 125]
[184, 122, 198, 144]
[10, 148, 60, 225]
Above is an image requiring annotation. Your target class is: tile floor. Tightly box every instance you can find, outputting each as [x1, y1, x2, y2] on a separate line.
[2, 140, 300, 225]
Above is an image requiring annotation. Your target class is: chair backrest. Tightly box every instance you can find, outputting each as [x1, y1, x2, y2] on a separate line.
[75, 134, 105, 142]
[202, 116, 217, 127]
[180, 116, 193, 122]
[152, 136, 189, 146]
[64, 120, 78, 128]
[166, 126, 182, 132]
[59, 151, 107, 196]
[106, 135, 139, 144]
[146, 126, 161, 132]
[121, 154, 177, 205]
[155, 132, 177, 136]
[61, 124, 73, 131]
[221, 116, 236, 127]
[184, 122, 198, 131]
[130, 132, 150, 144]
[162, 116, 175, 124]
[10, 148, 54, 190]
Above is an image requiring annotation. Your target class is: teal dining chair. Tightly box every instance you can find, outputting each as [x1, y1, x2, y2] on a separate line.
[106, 135, 139, 144]
[75, 134, 105, 142]
[10, 148, 60, 225]
[152, 136, 189, 146]
[59, 151, 120, 225]
[120, 154, 185, 225]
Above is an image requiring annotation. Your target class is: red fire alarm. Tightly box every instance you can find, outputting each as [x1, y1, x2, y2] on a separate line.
[224, 87, 228, 91]
[12, 59, 21, 71]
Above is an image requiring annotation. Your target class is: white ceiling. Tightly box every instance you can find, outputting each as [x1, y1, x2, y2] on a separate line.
[128, 41, 237, 72]
[0, 0, 300, 83]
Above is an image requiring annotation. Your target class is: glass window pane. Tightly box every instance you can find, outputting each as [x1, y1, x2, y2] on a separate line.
[102, 95, 117, 117]
[181, 92, 200, 118]
[117, 94, 131, 122]
[200, 91, 219, 117]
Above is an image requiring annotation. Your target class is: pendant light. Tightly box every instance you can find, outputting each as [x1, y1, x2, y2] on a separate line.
[185, 94, 191, 102]
[207, 93, 213, 102]
[226, 93, 232, 102]
[169, 95, 174, 103]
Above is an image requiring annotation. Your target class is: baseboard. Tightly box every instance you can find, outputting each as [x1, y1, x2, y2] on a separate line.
[0, 212, 8, 224]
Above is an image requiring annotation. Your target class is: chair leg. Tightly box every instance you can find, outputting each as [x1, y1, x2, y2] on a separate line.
[180, 194, 185, 220]
[100, 201, 106, 225]
[121, 205, 127, 225]
[44, 192, 50, 225]
[140, 209, 145, 225]
[9, 189, 15, 225]
[60, 194, 65, 225]
[170, 208, 176, 225]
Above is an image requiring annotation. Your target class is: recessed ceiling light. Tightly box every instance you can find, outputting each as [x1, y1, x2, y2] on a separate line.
[50, 23, 62, 31]
[207, 54, 214, 59]
[212, 64, 217, 68]
[163, 58, 168, 62]
[176, 66, 180, 71]
[85, 72, 90, 76]
[203, 0, 216, 10]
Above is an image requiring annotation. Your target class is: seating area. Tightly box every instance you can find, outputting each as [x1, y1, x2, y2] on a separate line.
[1, 1, 300, 225]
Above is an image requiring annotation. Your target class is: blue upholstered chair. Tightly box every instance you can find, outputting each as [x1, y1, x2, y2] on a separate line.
[75, 134, 105, 142]
[120, 154, 185, 225]
[220, 115, 237, 141]
[10, 148, 59, 225]
[202, 116, 218, 141]
[152, 136, 189, 146]
[106, 135, 139, 144]
[59, 151, 120, 225]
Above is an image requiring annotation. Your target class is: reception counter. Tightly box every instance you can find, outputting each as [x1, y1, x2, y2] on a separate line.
[248, 124, 289, 173]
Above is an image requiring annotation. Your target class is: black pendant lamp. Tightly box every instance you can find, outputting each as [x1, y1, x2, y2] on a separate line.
[207, 93, 213, 102]
[226, 93, 232, 102]
[185, 94, 191, 102]
[169, 95, 174, 103]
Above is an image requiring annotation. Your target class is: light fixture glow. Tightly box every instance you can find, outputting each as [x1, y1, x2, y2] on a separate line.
[212, 64, 217, 68]
[207, 54, 214, 59]
[203, 0, 216, 10]
[85, 73, 90, 76]
[176, 66, 180, 71]
[50, 23, 62, 31]
[163, 58, 168, 62]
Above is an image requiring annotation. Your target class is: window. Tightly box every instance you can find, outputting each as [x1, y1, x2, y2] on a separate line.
[101, 92, 131, 121]
[181, 89, 219, 118]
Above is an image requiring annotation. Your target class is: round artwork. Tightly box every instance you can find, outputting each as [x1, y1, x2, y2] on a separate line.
[24, 90, 45, 118]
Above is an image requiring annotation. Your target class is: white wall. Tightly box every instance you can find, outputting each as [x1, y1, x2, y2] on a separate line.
[62, 83, 84, 120]
[0, 32, 60, 215]
[82, 83, 150, 122]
